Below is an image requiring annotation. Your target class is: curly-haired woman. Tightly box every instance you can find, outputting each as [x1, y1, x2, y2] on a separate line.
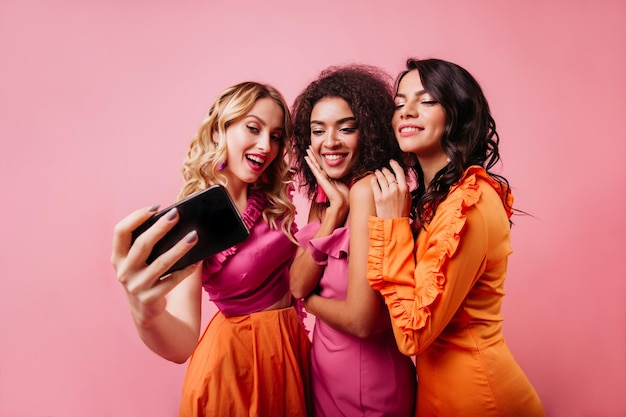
[290, 65, 417, 417]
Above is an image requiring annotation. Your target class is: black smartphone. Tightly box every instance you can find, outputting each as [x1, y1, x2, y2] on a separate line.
[131, 184, 250, 276]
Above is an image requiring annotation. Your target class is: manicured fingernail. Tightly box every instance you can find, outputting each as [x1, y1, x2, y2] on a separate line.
[147, 204, 160, 212]
[165, 208, 178, 220]
[185, 230, 198, 243]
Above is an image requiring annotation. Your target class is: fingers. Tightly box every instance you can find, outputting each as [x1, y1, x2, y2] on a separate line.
[143, 229, 199, 281]
[370, 160, 411, 219]
[303, 155, 321, 180]
[304, 147, 328, 184]
[111, 205, 160, 269]
[114, 206, 197, 289]
[124, 208, 181, 273]
[131, 261, 201, 307]
[305, 146, 350, 212]
[112, 205, 202, 328]
[126, 237, 199, 293]
[389, 160, 408, 188]
[373, 169, 389, 191]
[306, 146, 325, 168]
[119, 223, 199, 306]
[153, 262, 201, 296]
[305, 147, 337, 195]
[372, 160, 408, 192]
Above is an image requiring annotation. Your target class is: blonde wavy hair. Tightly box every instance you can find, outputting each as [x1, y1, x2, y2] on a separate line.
[177, 81, 296, 242]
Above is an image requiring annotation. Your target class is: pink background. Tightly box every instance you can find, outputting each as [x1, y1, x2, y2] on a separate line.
[1, 1, 625, 416]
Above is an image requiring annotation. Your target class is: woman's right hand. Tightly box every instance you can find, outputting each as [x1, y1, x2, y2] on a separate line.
[305, 146, 350, 223]
[111, 206, 200, 327]
[371, 159, 412, 220]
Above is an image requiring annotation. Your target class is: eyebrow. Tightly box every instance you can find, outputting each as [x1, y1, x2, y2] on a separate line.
[310, 116, 357, 125]
[395, 89, 426, 99]
[246, 114, 267, 125]
[247, 114, 283, 131]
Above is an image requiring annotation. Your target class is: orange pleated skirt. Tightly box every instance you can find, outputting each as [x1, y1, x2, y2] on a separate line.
[178, 306, 313, 417]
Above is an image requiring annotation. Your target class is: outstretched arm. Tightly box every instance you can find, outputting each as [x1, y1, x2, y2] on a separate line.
[111, 206, 203, 363]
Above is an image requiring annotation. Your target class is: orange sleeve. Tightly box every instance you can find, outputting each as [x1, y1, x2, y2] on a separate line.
[367, 169, 504, 356]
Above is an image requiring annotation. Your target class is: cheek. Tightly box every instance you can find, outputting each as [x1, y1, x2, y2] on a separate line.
[391, 114, 400, 130]
[309, 136, 323, 151]
[348, 134, 360, 153]
[268, 143, 281, 161]
[434, 109, 447, 130]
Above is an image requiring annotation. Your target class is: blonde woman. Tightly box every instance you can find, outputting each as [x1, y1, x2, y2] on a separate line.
[111, 82, 312, 417]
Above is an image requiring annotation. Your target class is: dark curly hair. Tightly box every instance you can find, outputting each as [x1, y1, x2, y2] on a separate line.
[291, 64, 404, 201]
[397, 58, 513, 228]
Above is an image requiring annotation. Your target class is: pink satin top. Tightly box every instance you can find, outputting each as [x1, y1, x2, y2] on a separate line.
[201, 189, 298, 317]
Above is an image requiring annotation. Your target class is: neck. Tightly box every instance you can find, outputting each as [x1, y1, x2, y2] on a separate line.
[417, 154, 449, 189]
[224, 181, 249, 214]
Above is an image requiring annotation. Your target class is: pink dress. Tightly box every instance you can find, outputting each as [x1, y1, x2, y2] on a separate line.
[296, 222, 416, 417]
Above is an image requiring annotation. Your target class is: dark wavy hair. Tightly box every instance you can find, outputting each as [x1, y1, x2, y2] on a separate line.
[291, 64, 404, 201]
[397, 58, 513, 227]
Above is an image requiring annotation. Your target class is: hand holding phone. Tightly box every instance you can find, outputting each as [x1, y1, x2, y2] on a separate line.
[131, 185, 250, 276]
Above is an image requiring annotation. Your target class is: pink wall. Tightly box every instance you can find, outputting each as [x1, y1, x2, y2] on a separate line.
[1, 1, 624, 416]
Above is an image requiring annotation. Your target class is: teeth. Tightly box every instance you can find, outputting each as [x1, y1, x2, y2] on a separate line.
[323, 154, 344, 161]
[400, 127, 422, 133]
[247, 155, 265, 164]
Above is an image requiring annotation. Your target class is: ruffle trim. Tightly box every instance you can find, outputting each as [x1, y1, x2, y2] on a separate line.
[370, 166, 505, 332]
[449, 166, 514, 219]
[367, 219, 389, 291]
[203, 189, 266, 276]
[308, 226, 350, 265]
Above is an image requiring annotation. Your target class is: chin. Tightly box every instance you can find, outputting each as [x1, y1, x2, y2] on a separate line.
[326, 170, 349, 181]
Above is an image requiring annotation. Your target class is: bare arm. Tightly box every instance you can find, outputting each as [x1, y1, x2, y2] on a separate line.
[304, 176, 383, 338]
[111, 206, 203, 363]
[290, 203, 341, 299]
[289, 147, 349, 299]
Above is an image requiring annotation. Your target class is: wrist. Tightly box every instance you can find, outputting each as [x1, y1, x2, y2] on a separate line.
[324, 205, 348, 225]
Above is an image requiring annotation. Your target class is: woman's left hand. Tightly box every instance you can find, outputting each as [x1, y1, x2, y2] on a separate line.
[370, 159, 411, 219]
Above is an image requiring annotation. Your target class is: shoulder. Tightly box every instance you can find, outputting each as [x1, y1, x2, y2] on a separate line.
[349, 174, 375, 200]
[432, 167, 509, 230]
[349, 175, 376, 216]
[446, 166, 512, 216]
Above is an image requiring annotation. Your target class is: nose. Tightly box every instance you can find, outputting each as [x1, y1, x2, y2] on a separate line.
[257, 132, 271, 152]
[322, 128, 339, 148]
[399, 101, 417, 119]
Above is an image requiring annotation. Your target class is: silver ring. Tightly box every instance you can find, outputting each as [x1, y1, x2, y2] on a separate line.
[388, 180, 397, 185]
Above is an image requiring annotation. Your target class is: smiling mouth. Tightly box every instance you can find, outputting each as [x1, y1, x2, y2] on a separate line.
[246, 154, 266, 168]
[399, 126, 423, 133]
[322, 153, 347, 161]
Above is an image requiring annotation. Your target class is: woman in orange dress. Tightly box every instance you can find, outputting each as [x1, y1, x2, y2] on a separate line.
[368, 58, 546, 417]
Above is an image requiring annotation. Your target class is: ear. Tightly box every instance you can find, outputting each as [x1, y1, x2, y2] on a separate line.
[212, 130, 220, 144]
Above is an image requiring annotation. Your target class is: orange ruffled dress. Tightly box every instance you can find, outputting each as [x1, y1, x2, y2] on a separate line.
[178, 190, 312, 417]
[367, 167, 546, 417]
